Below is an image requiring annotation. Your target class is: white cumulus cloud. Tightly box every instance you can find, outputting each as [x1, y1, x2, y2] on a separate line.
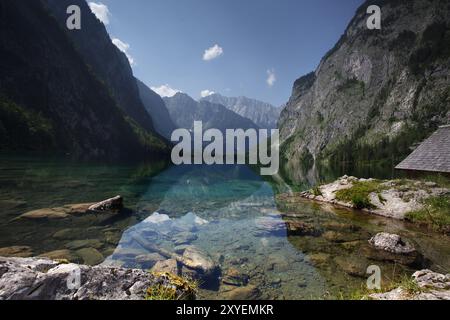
[203, 44, 223, 61]
[88, 2, 111, 25]
[112, 38, 135, 66]
[151, 84, 181, 98]
[266, 69, 276, 87]
[200, 90, 215, 98]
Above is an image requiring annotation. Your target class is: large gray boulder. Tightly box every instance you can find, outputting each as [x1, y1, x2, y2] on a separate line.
[364, 233, 423, 267]
[369, 233, 416, 255]
[0, 257, 195, 300]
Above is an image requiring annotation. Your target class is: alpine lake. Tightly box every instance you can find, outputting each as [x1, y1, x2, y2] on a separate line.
[0, 155, 449, 300]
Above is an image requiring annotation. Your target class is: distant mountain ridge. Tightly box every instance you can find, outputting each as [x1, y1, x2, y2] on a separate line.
[202, 93, 280, 129]
[164, 93, 260, 134]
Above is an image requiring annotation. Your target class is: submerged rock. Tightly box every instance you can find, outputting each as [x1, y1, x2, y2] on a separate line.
[173, 245, 192, 254]
[222, 268, 249, 287]
[65, 239, 103, 251]
[52, 229, 82, 240]
[222, 285, 261, 300]
[254, 216, 286, 235]
[75, 248, 104, 266]
[0, 256, 194, 300]
[322, 221, 361, 232]
[18, 196, 124, 220]
[18, 207, 81, 220]
[181, 246, 218, 278]
[323, 231, 365, 243]
[335, 256, 369, 278]
[0, 246, 33, 258]
[38, 250, 79, 263]
[286, 221, 321, 237]
[151, 259, 179, 275]
[307, 253, 330, 266]
[173, 232, 198, 246]
[136, 253, 165, 267]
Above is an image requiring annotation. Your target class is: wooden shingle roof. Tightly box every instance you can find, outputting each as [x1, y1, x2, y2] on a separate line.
[396, 125, 450, 174]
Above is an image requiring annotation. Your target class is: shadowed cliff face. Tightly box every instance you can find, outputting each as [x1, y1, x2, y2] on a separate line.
[0, 0, 168, 159]
[136, 78, 176, 140]
[279, 0, 450, 179]
[42, 0, 157, 135]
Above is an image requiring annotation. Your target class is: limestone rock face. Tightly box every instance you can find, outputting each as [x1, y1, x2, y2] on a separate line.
[0, 257, 193, 300]
[278, 0, 450, 183]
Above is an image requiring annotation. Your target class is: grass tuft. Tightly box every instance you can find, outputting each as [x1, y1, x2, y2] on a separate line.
[146, 272, 198, 300]
[406, 195, 450, 233]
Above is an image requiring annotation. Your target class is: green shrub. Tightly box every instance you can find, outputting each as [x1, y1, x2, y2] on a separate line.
[0, 97, 55, 150]
[312, 186, 323, 197]
[406, 195, 450, 232]
[335, 180, 384, 209]
[351, 194, 374, 210]
[337, 78, 365, 95]
[146, 272, 197, 300]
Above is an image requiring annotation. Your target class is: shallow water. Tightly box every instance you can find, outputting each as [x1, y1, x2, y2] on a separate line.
[0, 155, 449, 299]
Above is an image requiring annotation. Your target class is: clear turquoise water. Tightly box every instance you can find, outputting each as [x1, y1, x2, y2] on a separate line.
[0, 155, 449, 299]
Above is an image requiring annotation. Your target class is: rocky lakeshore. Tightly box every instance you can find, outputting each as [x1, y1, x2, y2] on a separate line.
[2, 180, 450, 300]
[370, 269, 450, 300]
[0, 256, 196, 300]
[296, 176, 449, 228]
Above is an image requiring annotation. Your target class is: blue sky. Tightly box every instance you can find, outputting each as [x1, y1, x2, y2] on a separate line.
[89, 0, 364, 106]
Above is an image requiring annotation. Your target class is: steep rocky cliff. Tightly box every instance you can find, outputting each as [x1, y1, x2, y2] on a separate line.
[279, 0, 450, 181]
[202, 93, 280, 129]
[0, 0, 167, 158]
[136, 78, 176, 140]
[42, 0, 156, 134]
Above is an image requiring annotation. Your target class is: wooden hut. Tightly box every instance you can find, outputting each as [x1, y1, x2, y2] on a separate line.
[396, 125, 450, 176]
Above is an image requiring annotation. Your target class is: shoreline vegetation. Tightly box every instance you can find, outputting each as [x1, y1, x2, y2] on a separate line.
[296, 175, 450, 234]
